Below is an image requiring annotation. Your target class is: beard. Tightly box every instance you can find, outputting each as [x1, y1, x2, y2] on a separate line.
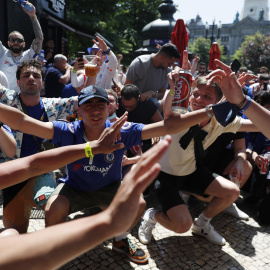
[9, 44, 24, 54]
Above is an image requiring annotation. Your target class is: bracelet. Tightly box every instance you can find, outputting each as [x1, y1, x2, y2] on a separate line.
[239, 95, 251, 112]
[169, 89, 174, 96]
[205, 104, 214, 118]
[85, 142, 94, 164]
[237, 96, 247, 110]
[102, 48, 111, 55]
[72, 68, 77, 74]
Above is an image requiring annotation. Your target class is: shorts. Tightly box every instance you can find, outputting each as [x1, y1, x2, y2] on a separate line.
[32, 173, 56, 207]
[3, 173, 56, 227]
[154, 168, 219, 213]
[51, 180, 121, 214]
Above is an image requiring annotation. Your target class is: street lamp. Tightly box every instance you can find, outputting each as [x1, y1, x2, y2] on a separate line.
[205, 22, 209, 39]
[205, 19, 222, 44]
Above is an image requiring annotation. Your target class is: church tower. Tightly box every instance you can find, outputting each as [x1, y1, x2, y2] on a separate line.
[240, 0, 269, 21]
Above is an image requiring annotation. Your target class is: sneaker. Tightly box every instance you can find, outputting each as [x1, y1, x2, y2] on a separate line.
[223, 203, 249, 220]
[112, 237, 149, 264]
[138, 208, 156, 244]
[191, 218, 226, 246]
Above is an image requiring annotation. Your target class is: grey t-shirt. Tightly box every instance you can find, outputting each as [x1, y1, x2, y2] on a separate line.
[126, 54, 170, 95]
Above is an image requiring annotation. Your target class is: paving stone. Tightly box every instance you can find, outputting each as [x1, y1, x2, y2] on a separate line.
[2, 191, 270, 269]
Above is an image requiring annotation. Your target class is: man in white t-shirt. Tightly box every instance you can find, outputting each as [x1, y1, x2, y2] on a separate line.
[0, 71, 9, 88]
[138, 75, 257, 247]
[0, 1, 43, 93]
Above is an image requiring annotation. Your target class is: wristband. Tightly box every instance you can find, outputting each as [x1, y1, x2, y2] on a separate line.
[169, 89, 174, 96]
[237, 96, 247, 110]
[239, 95, 251, 113]
[85, 142, 94, 164]
[102, 48, 111, 55]
[72, 68, 77, 74]
[212, 101, 238, 127]
[205, 105, 214, 118]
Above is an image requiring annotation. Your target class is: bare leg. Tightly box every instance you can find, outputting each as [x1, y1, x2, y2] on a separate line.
[45, 195, 70, 226]
[3, 214, 29, 234]
[155, 204, 192, 233]
[202, 176, 240, 218]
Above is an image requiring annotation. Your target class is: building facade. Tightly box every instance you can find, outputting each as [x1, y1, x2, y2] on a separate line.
[187, 0, 270, 58]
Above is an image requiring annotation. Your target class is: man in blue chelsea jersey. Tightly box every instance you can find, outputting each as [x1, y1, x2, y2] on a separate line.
[0, 79, 215, 263]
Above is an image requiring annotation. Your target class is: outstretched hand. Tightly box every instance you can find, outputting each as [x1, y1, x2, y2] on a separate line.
[94, 112, 128, 154]
[206, 59, 245, 105]
[107, 135, 171, 235]
[167, 50, 195, 87]
[92, 36, 108, 52]
[238, 72, 257, 87]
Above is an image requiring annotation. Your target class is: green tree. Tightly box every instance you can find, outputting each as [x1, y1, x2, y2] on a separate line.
[232, 32, 270, 73]
[65, 0, 163, 65]
[188, 37, 227, 68]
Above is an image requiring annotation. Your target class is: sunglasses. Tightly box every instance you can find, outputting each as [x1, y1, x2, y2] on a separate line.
[9, 37, 24, 43]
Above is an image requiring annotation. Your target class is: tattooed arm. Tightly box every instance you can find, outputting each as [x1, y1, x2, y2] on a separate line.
[22, 1, 43, 54]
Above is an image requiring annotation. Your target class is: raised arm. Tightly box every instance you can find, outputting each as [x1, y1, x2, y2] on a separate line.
[0, 136, 171, 270]
[141, 108, 211, 140]
[206, 59, 270, 138]
[0, 113, 127, 190]
[0, 103, 54, 140]
[22, 1, 43, 54]
[190, 53, 200, 75]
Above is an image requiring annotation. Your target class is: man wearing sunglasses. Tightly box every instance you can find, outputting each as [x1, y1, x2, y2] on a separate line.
[0, 1, 43, 93]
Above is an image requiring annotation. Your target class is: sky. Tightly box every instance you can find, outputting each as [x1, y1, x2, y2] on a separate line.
[173, 0, 246, 25]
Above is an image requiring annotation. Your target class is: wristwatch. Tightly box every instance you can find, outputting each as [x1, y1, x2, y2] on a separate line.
[102, 48, 111, 55]
[205, 104, 214, 118]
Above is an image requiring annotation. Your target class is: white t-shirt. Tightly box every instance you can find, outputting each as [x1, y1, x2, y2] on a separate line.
[159, 116, 243, 176]
[0, 41, 35, 93]
[0, 70, 9, 88]
[71, 51, 118, 90]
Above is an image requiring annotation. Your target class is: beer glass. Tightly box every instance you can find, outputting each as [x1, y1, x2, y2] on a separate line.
[84, 55, 98, 77]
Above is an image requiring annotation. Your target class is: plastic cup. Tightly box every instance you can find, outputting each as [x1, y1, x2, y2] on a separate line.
[84, 55, 97, 77]
[229, 174, 240, 188]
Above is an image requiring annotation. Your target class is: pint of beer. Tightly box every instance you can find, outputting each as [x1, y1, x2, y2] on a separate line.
[84, 55, 98, 77]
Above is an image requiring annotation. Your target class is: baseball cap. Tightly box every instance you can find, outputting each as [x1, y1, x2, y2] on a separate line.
[78, 85, 109, 106]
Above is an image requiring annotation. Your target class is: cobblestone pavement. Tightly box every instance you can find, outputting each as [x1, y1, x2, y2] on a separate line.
[1, 191, 270, 270]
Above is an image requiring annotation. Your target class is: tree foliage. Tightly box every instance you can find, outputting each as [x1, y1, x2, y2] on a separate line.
[232, 32, 270, 73]
[65, 0, 163, 65]
[188, 37, 227, 67]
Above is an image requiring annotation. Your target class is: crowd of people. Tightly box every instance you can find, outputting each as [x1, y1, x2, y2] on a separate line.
[1, 1, 270, 268]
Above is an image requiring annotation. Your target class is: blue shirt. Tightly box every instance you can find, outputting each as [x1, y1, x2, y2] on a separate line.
[20, 100, 49, 158]
[61, 83, 78, 98]
[51, 120, 144, 191]
[45, 66, 66, 98]
[253, 132, 270, 154]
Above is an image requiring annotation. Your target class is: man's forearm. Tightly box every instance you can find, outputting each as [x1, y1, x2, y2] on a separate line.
[30, 15, 43, 54]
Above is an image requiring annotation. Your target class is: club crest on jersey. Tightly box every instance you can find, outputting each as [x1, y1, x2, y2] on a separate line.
[68, 123, 75, 133]
[122, 121, 131, 130]
[104, 152, 115, 163]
